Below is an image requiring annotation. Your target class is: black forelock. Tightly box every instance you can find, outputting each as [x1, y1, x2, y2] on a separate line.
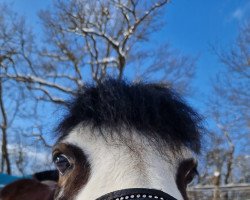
[57, 79, 202, 153]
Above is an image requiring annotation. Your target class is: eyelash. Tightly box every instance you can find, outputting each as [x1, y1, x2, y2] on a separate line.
[53, 153, 72, 175]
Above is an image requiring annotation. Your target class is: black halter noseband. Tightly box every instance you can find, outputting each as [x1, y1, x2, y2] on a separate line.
[96, 188, 178, 200]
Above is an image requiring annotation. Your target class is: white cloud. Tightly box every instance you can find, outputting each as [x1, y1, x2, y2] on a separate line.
[8, 143, 50, 162]
[231, 2, 250, 21]
[0, 142, 51, 175]
[232, 8, 244, 20]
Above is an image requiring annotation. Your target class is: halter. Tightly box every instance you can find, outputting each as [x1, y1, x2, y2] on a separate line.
[96, 188, 178, 200]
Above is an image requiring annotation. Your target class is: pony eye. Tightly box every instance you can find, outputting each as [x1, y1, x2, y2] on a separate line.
[53, 154, 71, 175]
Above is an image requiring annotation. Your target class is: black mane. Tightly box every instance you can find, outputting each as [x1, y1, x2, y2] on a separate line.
[57, 79, 202, 153]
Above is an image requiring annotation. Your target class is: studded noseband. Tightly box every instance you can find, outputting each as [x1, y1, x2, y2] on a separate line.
[96, 188, 178, 200]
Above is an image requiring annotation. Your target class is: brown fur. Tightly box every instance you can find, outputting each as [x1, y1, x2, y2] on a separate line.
[53, 143, 90, 200]
[0, 179, 55, 200]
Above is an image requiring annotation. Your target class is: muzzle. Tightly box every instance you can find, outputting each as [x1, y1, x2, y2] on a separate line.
[96, 188, 178, 200]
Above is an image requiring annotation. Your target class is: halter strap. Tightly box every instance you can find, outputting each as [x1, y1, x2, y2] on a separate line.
[96, 188, 178, 200]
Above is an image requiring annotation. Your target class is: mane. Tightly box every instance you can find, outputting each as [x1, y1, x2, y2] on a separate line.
[57, 79, 202, 153]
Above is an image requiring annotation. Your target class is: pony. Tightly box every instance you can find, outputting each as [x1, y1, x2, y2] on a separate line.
[52, 79, 202, 200]
[0, 170, 58, 200]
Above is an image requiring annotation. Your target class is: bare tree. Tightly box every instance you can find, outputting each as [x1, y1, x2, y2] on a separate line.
[0, 78, 11, 174]
[0, 4, 20, 174]
[214, 21, 250, 129]
[138, 43, 196, 95]
[206, 20, 250, 185]
[233, 155, 250, 183]
[39, 0, 170, 81]
[197, 133, 228, 185]
[0, 4, 43, 174]
[1, 0, 198, 174]
[4, 0, 196, 105]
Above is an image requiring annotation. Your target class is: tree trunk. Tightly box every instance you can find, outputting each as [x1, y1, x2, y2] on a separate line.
[225, 143, 235, 184]
[0, 78, 11, 174]
[224, 130, 235, 184]
[118, 56, 126, 81]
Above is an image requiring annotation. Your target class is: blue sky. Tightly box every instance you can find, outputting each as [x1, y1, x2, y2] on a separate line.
[164, 0, 249, 112]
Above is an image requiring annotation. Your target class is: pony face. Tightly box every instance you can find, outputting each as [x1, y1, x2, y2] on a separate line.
[53, 128, 198, 200]
[53, 79, 202, 200]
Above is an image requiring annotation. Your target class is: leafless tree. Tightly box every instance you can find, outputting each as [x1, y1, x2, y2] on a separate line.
[1, 0, 198, 174]
[206, 20, 250, 185]
[0, 4, 43, 174]
[214, 21, 250, 129]
[234, 155, 250, 183]
[39, 0, 171, 82]
[0, 78, 11, 174]
[0, 4, 21, 174]
[4, 0, 196, 105]
[197, 133, 228, 185]
[138, 43, 196, 95]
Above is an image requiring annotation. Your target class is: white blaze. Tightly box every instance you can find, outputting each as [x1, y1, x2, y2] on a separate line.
[63, 125, 191, 200]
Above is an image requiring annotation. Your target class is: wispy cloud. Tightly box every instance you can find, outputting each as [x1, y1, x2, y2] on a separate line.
[7, 143, 50, 161]
[232, 8, 244, 20]
[231, 2, 250, 21]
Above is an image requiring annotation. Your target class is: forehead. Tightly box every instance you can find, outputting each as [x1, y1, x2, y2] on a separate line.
[56, 125, 195, 163]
